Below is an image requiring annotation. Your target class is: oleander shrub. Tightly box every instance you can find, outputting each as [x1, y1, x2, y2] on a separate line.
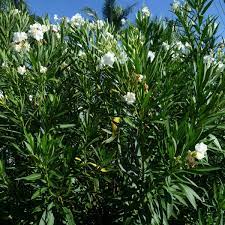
[1, 0, 225, 224]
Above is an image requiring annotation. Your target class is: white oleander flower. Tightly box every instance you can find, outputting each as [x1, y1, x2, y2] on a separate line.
[62, 62, 71, 70]
[77, 43, 83, 48]
[182, 42, 191, 54]
[104, 32, 114, 40]
[32, 30, 44, 41]
[136, 74, 144, 82]
[71, 13, 85, 27]
[54, 14, 59, 21]
[17, 66, 26, 75]
[124, 92, 136, 104]
[184, 3, 192, 12]
[2, 62, 7, 68]
[162, 42, 170, 51]
[62, 62, 68, 67]
[119, 50, 128, 64]
[11, 9, 20, 15]
[195, 142, 207, 153]
[121, 18, 126, 25]
[203, 55, 215, 67]
[29, 23, 44, 41]
[51, 24, 59, 32]
[96, 20, 104, 29]
[172, 0, 181, 12]
[40, 65, 47, 74]
[13, 32, 28, 43]
[29, 22, 42, 31]
[176, 41, 185, 51]
[56, 33, 60, 39]
[41, 24, 50, 33]
[0, 90, 4, 99]
[176, 41, 191, 54]
[185, 42, 191, 49]
[217, 61, 225, 72]
[78, 50, 86, 57]
[13, 43, 22, 52]
[142, 6, 150, 17]
[194, 151, 205, 160]
[194, 142, 207, 160]
[171, 49, 176, 58]
[147, 51, 155, 62]
[100, 52, 116, 68]
[23, 41, 30, 52]
[89, 22, 96, 29]
[13, 41, 30, 52]
[29, 95, 33, 102]
[65, 17, 70, 23]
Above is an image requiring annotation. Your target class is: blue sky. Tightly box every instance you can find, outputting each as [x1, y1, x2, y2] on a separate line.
[26, 0, 225, 35]
[26, 0, 171, 18]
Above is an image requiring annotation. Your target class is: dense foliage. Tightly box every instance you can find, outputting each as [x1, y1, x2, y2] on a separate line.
[1, 0, 225, 224]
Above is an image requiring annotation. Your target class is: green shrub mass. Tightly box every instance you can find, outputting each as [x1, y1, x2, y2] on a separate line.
[1, 0, 225, 224]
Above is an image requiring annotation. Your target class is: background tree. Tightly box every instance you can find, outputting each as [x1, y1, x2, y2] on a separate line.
[0, 0, 28, 11]
[83, 0, 136, 31]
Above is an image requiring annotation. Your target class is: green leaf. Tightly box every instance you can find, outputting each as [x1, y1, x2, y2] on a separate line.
[63, 207, 76, 225]
[17, 173, 41, 181]
[31, 187, 47, 200]
[39, 210, 55, 225]
[102, 135, 116, 144]
[58, 124, 75, 129]
[189, 167, 221, 174]
[173, 194, 188, 206]
[39, 210, 47, 225]
[179, 184, 201, 209]
[47, 211, 55, 225]
[0, 160, 4, 175]
[201, 0, 213, 15]
[25, 141, 34, 154]
[124, 117, 137, 129]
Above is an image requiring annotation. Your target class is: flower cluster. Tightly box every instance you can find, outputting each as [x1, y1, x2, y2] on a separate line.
[141, 7, 151, 17]
[148, 51, 155, 62]
[70, 13, 85, 27]
[174, 41, 191, 55]
[12, 22, 51, 52]
[95, 20, 105, 29]
[203, 54, 225, 72]
[54, 14, 59, 21]
[193, 142, 208, 160]
[121, 18, 126, 25]
[12, 32, 30, 52]
[124, 92, 136, 104]
[172, 0, 181, 12]
[10, 9, 21, 15]
[28, 23, 49, 41]
[203, 55, 215, 67]
[40, 65, 47, 74]
[88, 20, 105, 30]
[136, 74, 144, 83]
[217, 61, 225, 72]
[13, 32, 27, 43]
[17, 65, 26, 75]
[51, 24, 59, 33]
[51, 24, 60, 38]
[100, 52, 116, 68]
[162, 42, 170, 51]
